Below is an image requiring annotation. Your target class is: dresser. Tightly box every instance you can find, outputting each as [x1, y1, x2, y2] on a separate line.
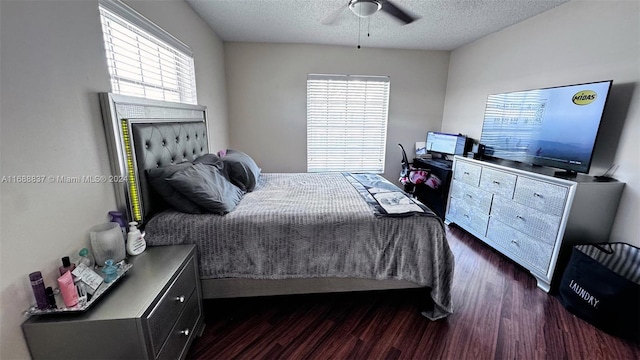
[22, 245, 203, 360]
[446, 156, 624, 291]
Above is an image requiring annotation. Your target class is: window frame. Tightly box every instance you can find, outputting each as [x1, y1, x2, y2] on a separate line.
[98, 0, 197, 104]
[306, 74, 390, 174]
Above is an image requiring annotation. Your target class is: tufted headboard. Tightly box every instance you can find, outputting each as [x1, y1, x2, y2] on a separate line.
[99, 93, 208, 224]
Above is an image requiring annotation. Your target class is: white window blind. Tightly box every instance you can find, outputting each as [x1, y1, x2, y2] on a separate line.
[307, 74, 390, 173]
[99, 0, 197, 104]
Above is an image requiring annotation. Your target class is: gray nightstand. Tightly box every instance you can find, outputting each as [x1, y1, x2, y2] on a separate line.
[22, 245, 204, 360]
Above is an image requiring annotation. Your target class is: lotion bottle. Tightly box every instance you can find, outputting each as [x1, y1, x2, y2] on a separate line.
[126, 222, 146, 256]
[57, 271, 78, 308]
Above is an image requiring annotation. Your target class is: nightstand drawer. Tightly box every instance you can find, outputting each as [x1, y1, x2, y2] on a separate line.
[147, 257, 197, 357]
[479, 168, 516, 199]
[157, 291, 201, 360]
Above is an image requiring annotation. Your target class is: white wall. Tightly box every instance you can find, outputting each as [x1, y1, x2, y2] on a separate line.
[441, 0, 640, 246]
[0, 1, 227, 358]
[224, 42, 450, 182]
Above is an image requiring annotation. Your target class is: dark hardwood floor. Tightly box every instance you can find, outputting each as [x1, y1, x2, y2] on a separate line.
[187, 225, 640, 359]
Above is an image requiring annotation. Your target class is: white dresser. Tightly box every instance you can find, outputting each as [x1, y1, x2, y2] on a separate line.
[446, 156, 624, 291]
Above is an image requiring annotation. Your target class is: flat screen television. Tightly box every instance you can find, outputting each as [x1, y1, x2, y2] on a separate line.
[479, 80, 612, 175]
[426, 131, 467, 156]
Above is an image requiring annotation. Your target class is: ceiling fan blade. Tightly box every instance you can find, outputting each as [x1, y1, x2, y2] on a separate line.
[380, 0, 419, 25]
[321, 3, 349, 25]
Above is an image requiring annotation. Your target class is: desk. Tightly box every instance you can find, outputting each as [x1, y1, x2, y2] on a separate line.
[412, 158, 453, 219]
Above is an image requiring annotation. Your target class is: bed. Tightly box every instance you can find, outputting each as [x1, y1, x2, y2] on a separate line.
[99, 93, 454, 320]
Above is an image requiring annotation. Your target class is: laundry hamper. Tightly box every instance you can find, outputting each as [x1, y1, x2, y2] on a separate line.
[558, 242, 640, 341]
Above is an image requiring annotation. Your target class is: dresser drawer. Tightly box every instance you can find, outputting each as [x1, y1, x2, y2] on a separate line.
[479, 168, 516, 199]
[147, 257, 198, 357]
[450, 180, 493, 214]
[453, 160, 482, 186]
[491, 196, 561, 245]
[486, 218, 554, 274]
[157, 290, 201, 360]
[448, 197, 490, 237]
[514, 176, 568, 216]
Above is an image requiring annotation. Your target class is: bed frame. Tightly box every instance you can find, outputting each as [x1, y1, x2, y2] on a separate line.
[99, 93, 422, 299]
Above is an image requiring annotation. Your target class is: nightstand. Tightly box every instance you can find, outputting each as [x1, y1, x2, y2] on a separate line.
[22, 245, 204, 360]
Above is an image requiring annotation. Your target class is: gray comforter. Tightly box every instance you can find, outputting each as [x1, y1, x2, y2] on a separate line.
[145, 173, 454, 319]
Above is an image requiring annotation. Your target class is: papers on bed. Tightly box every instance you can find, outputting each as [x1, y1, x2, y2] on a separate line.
[372, 191, 425, 214]
[344, 173, 434, 217]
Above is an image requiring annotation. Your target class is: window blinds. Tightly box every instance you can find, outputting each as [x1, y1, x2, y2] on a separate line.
[307, 74, 390, 173]
[99, 0, 197, 104]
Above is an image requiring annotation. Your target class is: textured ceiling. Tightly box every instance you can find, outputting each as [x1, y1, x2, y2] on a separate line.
[186, 0, 569, 51]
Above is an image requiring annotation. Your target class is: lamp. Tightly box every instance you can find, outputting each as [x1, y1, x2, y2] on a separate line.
[349, 0, 382, 18]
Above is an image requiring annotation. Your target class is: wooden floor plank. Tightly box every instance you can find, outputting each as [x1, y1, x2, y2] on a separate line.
[187, 224, 640, 359]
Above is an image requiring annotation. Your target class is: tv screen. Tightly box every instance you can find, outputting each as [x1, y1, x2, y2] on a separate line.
[480, 80, 612, 174]
[426, 131, 466, 156]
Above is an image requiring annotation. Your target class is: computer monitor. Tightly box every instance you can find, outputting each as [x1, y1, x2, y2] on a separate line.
[425, 131, 466, 156]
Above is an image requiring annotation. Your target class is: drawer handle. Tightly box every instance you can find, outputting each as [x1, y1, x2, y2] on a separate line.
[511, 239, 518, 245]
[516, 215, 524, 220]
[180, 328, 190, 337]
[492, 180, 500, 185]
[533, 192, 542, 197]
[465, 194, 473, 199]
[175, 295, 186, 303]
[464, 171, 470, 175]
[463, 214, 470, 218]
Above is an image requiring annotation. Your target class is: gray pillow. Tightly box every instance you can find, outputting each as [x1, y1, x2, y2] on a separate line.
[146, 162, 202, 214]
[194, 153, 224, 169]
[222, 149, 261, 192]
[166, 163, 244, 214]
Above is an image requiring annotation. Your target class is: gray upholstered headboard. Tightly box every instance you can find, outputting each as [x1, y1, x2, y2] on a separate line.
[99, 93, 208, 224]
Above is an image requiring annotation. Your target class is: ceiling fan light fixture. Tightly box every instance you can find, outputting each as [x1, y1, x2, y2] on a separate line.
[349, 0, 382, 18]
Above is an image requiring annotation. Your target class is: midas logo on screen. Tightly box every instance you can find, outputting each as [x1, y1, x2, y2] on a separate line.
[572, 90, 597, 105]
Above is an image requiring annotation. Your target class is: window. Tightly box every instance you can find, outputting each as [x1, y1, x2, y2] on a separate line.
[98, 0, 197, 104]
[307, 74, 390, 173]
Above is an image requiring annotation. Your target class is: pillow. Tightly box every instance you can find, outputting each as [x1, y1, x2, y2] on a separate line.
[166, 163, 244, 214]
[194, 153, 224, 169]
[221, 149, 261, 192]
[146, 162, 202, 214]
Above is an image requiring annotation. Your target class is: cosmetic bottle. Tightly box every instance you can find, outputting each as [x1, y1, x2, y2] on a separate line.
[29, 271, 49, 310]
[45, 287, 57, 309]
[77, 248, 95, 269]
[126, 222, 146, 256]
[57, 271, 78, 308]
[59, 256, 76, 276]
[102, 259, 118, 283]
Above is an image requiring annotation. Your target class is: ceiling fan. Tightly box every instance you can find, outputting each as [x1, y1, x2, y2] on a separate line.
[323, 0, 419, 26]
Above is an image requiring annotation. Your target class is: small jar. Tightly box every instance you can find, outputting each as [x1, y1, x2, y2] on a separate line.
[77, 248, 95, 269]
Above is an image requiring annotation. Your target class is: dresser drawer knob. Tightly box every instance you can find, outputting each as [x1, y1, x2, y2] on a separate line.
[464, 171, 470, 175]
[492, 180, 500, 185]
[533, 192, 541, 197]
[516, 215, 524, 220]
[180, 328, 190, 336]
[175, 295, 186, 303]
[511, 239, 518, 245]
